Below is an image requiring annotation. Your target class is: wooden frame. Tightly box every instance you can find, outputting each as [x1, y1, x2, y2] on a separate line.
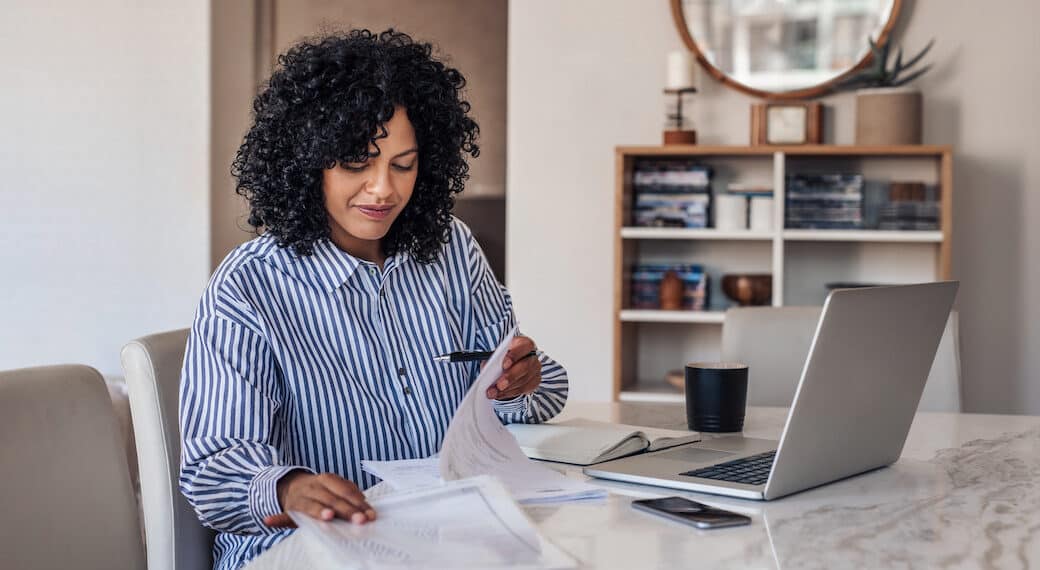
[669, 0, 903, 101]
[613, 144, 953, 401]
[750, 102, 823, 146]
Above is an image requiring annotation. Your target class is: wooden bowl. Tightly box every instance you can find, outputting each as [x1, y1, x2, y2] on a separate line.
[722, 274, 773, 306]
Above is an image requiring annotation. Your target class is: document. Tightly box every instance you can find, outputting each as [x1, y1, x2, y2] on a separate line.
[363, 455, 603, 504]
[363, 326, 605, 504]
[438, 325, 532, 481]
[290, 476, 576, 570]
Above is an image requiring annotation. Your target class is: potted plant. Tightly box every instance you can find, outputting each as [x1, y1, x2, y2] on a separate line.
[835, 38, 935, 145]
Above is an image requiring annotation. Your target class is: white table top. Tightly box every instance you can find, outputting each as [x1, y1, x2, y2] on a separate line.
[247, 403, 1040, 569]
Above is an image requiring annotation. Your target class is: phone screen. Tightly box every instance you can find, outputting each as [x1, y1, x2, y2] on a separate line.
[631, 497, 751, 529]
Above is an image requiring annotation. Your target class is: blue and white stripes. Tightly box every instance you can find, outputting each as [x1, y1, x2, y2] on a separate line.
[179, 218, 568, 570]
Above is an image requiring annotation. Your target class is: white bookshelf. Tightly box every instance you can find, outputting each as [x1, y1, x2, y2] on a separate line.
[619, 309, 727, 324]
[782, 229, 943, 243]
[613, 145, 953, 402]
[620, 227, 774, 241]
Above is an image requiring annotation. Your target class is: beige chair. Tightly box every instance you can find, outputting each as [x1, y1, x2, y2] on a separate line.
[0, 365, 146, 570]
[721, 306, 962, 412]
[121, 329, 214, 570]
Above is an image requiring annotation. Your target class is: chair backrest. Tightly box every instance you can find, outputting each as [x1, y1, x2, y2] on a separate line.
[0, 365, 147, 570]
[121, 329, 214, 570]
[721, 306, 962, 411]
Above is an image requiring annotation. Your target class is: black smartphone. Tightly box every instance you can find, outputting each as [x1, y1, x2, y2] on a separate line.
[631, 497, 751, 529]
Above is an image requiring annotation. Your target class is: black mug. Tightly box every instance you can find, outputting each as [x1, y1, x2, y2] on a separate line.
[685, 362, 748, 432]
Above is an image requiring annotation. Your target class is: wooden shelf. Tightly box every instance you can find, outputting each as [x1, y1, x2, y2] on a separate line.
[616, 144, 951, 157]
[621, 227, 775, 241]
[613, 144, 953, 401]
[620, 310, 726, 324]
[782, 230, 943, 243]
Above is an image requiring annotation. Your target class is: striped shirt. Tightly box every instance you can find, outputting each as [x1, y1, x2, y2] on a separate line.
[179, 218, 568, 570]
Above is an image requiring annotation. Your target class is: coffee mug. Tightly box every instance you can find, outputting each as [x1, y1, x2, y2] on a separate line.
[685, 362, 748, 432]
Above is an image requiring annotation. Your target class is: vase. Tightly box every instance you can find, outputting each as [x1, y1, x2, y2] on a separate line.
[659, 270, 684, 310]
[854, 87, 922, 145]
[721, 274, 772, 306]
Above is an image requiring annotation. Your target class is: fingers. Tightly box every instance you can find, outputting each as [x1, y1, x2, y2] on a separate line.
[486, 357, 541, 399]
[277, 472, 377, 526]
[502, 336, 537, 370]
[318, 474, 377, 521]
[495, 369, 542, 400]
[264, 496, 326, 528]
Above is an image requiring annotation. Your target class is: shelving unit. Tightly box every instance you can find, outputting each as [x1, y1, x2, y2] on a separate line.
[614, 145, 953, 401]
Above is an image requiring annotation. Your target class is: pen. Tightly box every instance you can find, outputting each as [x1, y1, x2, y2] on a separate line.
[433, 349, 537, 363]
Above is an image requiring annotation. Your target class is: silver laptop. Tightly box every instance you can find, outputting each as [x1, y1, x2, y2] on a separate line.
[585, 282, 959, 501]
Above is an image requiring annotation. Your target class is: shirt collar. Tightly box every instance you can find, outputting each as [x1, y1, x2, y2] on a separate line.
[268, 236, 408, 293]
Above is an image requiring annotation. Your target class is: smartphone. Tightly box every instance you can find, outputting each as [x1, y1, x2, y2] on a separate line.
[631, 497, 751, 529]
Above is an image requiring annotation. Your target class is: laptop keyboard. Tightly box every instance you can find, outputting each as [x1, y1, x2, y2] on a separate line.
[680, 450, 777, 486]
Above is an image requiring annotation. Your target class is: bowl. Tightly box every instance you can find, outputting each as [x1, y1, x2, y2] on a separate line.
[722, 274, 773, 306]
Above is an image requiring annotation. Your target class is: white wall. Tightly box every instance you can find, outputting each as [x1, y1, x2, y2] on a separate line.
[508, 0, 1040, 412]
[0, 1, 210, 377]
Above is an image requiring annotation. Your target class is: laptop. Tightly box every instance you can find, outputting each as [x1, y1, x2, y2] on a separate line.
[585, 282, 959, 501]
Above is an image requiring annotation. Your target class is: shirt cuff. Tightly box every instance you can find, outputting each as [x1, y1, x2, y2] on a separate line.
[493, 393, 529, 416]
[248, 464, 314, 532]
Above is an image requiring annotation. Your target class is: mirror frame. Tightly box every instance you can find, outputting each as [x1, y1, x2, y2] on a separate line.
[670, 0, 902, 100]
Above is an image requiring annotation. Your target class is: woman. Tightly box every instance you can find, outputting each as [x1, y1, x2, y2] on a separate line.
[179, 29, 568, 570]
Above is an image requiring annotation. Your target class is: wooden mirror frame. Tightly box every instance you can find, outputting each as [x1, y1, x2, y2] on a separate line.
[670, 0, 902, 100]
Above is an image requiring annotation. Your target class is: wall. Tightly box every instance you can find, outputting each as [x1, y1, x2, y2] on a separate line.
[508, 0, 1040, 411]
[0, 1, 210, 377]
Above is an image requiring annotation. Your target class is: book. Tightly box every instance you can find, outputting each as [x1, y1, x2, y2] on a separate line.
[505, 418, 701, 466]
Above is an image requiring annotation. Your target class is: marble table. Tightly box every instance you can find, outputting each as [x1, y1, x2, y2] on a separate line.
[247, 403, 1040, 569]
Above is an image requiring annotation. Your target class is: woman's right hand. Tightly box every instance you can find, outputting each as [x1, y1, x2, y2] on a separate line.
[263, 470, 377, 528]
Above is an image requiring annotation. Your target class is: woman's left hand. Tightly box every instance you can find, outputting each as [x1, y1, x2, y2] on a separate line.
[486, 336, 541, 400]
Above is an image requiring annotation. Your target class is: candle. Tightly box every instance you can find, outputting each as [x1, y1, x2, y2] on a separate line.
[666, 50, 696, 90]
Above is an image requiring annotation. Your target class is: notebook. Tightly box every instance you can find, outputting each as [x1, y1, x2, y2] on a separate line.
[505, 418, 701, 466]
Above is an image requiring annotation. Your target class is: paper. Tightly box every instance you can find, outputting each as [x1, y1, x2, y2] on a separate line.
[364, 455, 604, 504]
[363, 458, 441, 491]
[439, 326, 532, 480]
[360, 327, 604, 504]
[290, 476, 576, 569]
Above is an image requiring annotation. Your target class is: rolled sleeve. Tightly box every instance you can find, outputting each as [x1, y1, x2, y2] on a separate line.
[179, 283, 302, 535]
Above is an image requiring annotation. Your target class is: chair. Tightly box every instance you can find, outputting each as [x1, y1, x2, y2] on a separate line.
[0, 365, 146, 570]
[121, 329, 215, 570]
[721, 306, 962, 412]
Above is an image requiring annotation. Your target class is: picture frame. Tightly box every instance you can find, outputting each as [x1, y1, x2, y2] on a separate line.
[750, 102, 823, 146]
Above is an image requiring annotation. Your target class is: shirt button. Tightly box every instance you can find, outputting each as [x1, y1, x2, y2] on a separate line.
[398, 367, 406, 376]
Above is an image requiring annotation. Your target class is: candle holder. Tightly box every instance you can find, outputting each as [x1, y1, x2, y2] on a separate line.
[663, 87, 698, 145]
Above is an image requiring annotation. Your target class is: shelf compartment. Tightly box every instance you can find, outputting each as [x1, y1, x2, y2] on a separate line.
[619, 310, 726, 324]
[782, 230, 942, 243]
[621, 227, 775, 241]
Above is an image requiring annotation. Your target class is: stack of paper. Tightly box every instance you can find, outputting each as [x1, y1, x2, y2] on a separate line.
[363, 456, 603, 504]
[291, 477, 576, 569]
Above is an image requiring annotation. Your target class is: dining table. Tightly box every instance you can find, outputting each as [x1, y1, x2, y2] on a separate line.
[245, 402, 1040, 569]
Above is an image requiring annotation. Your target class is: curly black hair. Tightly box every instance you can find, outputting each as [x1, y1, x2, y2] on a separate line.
[231, 29, 480, 262]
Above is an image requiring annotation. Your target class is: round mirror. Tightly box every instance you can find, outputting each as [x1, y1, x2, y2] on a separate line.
[672, 0, 901, 99]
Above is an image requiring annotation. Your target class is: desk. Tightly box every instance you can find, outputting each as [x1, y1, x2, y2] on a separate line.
[247, 403, 1040, 569]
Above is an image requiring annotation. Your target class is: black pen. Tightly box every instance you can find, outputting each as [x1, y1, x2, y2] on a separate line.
[432, 349, 537, 363]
